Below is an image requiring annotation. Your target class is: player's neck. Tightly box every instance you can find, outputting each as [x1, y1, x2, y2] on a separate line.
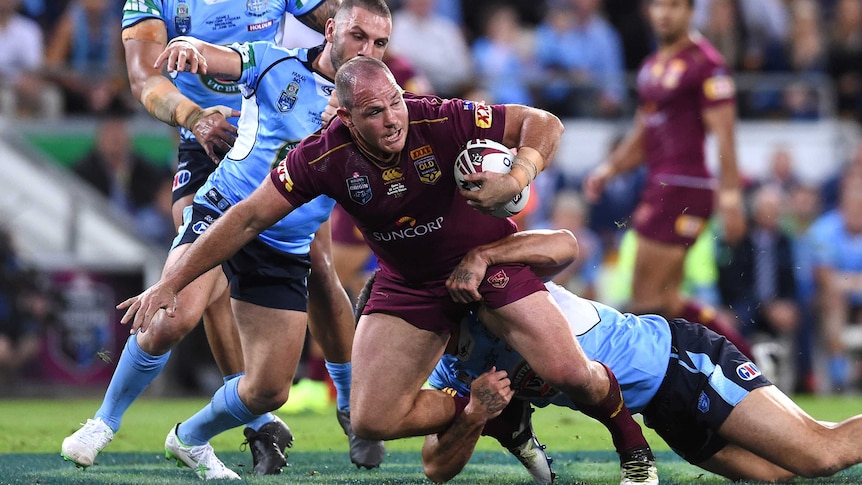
[657, 31, 695, 60]
[313, 44, 336, 79]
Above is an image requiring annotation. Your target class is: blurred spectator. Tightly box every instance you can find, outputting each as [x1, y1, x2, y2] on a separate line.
[0, 229, 52, 388]
[699, 0, 745, 70]
[546, 190, 603, 300]
[0, 0, 60, 118]
[807, 175, 862, 392]
[384, 50, 435, 95]
[470, 4, 534, 105]
[43, 0, 131, 115]
[716, 184, 800, 391]
[788, 0, 827, 73]
[821, 142, 862, 211]
[533, 0, 625, 118]
[827, 0, 862, 122]
[604, 0, 653, 70]
[755, 144, 801, 194]
[72, 104, 174, 245]
[390, 0, 472, 97]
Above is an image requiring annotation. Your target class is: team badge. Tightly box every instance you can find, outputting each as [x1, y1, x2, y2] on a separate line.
[486, 269, 509, 289]
[662, 59, 686, 89]
[736, 362, 761, 381]
[278, 82, 301, 113]
[175, 0, 191, 34]
[246, 0, 268, 16]
[474, 102, 492, 128]
[697, 391, 710, 413]
[674, 214, 705, 238]
[192, 221, 209, 234]
[346, 173, 372, 205]
[704, 74, 735, 100]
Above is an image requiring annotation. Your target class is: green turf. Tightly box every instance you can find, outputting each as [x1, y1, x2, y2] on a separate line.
[2, 396, 862, 484]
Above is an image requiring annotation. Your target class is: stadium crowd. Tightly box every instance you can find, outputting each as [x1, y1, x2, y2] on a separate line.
[0, 0, 861, 401]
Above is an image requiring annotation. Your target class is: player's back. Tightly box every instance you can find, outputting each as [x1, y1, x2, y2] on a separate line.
[636, 36, 734, 182]
[122, 0, 288, 139]
[197, 42, 334, 255]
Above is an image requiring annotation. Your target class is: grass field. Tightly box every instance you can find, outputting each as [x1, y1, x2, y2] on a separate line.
[2, 395, 862, 484]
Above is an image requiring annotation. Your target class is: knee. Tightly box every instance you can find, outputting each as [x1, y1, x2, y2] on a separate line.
[244, 383, 289, 414]
[538, 360, 594, 396]
[351, 410, 394, 441]
[137, 316, 196, 355]
[793, 455, 843, 478]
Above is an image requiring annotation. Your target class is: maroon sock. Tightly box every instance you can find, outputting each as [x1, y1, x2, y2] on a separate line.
[578, 363, 647, 454]
[679, 300, 754, 360]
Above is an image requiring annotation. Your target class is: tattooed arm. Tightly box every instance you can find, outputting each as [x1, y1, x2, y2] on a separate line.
[422, 368, 514, 483]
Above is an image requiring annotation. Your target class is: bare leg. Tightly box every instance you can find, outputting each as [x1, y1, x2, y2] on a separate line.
[629, 234, 687, 315]
[698, 444, 794, 482]
[718, 385, 862, 478]
[202, 280, 244, 376]
[307, 220, 353, 363]
[350, 313, 455, 439]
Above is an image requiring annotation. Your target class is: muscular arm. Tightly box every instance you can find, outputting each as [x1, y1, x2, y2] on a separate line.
[447, 230, 579, 303]
[422, 369, 514, 483]
[123, 19, 238, 162]
[119, 180, 295, 332]
[501, 105, 565, 191]
[158, 36, 243, 80]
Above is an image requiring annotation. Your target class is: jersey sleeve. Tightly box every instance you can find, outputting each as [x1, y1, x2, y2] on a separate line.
[438, 98, 508, 146]
[698, 60, 735, 111]
[269, 145, 322, 209]
[122, 0, 164, 28]
[426, 355, 469, 397]
[287, 0, 324, 16]
[231, 40, 274, 92]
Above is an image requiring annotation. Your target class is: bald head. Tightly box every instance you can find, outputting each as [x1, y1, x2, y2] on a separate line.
[335, 56, 398, 110]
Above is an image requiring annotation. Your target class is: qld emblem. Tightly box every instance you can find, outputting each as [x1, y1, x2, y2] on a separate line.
[346, 173, 372, 205]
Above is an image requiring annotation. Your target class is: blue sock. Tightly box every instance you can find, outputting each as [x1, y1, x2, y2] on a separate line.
[223, 373, 277, 432]
[95, 334, 170, 433]
[325, 361, 351, 412]
[179, 375, 258, 445]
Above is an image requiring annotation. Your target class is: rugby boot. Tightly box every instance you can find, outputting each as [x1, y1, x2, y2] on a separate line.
[619, 445, 659, 485]
[165, 424, 240, 480]
[336, 409, 386, 469]
[242, 415, 294, 475]
[482, 399, 555, 484]
[61, 418, 113, 468]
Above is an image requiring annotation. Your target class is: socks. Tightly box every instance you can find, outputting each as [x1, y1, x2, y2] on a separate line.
[221, 373, 278, 432]
[95, 334, 170, 433]
[179, 375, 258, 445]
[325, 361, 351, 412]
[578, 362, 648, 454]
[679, 300, 754, 359]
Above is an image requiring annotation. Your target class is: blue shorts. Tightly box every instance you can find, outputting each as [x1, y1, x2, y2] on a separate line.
[641, 319, 771, 464]
[174, 203, 311, 311]
[172, 142, 217, 204]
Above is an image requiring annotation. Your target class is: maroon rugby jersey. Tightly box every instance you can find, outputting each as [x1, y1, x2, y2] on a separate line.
[270, 97, 517, 284]
[636, 36, 735, 187]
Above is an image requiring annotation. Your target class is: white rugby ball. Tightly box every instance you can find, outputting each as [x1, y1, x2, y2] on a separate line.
[454, 139, 531, 218]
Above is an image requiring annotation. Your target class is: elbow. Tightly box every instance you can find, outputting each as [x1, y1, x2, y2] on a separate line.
[423, 463, 456, 483]
[555, 229, 579, 265]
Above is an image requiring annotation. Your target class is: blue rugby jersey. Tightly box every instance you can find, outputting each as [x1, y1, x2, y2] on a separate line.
[194, 42, 335, 254]
[429, 282, 671, 413]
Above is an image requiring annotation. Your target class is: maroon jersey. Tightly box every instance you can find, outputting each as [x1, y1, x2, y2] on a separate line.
[270, 97, 516, 285]
[636, 36, 735, 189]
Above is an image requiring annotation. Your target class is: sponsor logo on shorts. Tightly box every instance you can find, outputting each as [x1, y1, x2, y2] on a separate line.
[474, 102, 492, 128]
[192, 221, 209, 234]
[674, 214, 705, 239]
[697, 391, 710, 413]
[347, 173, 372, 205]
[486, 269, 509, 289]
[511, 362, 560, 399]
[414, 156, 441, 185]
[371, 216, 443, 242]
[736, 362, 761, 381]
[173, 169, 192, 191]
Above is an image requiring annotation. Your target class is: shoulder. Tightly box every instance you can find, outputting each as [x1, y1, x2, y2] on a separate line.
[691, 36, 729, 72]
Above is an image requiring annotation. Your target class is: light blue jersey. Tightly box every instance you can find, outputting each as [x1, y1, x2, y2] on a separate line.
[429, 282, 671, 413]
[807, 209, 862, 304]
[194, 41, 335, 254]
[122, 0, 289, 142]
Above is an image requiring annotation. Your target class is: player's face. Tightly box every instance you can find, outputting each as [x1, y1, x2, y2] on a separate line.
[328, 7, 392, 73]
[648, 0, 692, 45]
[345, 72, 408, 157]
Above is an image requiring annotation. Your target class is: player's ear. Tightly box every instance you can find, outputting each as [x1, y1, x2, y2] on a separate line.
[324, 17, 336, 43]
[336, 106, 353, 128]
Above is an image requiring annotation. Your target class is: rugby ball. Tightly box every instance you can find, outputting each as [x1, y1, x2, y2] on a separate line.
[454, 139, 531, 218]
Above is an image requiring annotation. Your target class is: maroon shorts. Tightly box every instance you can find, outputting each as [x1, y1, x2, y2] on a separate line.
[633, 182, 714, 247]
[362, 264, 546, 333]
